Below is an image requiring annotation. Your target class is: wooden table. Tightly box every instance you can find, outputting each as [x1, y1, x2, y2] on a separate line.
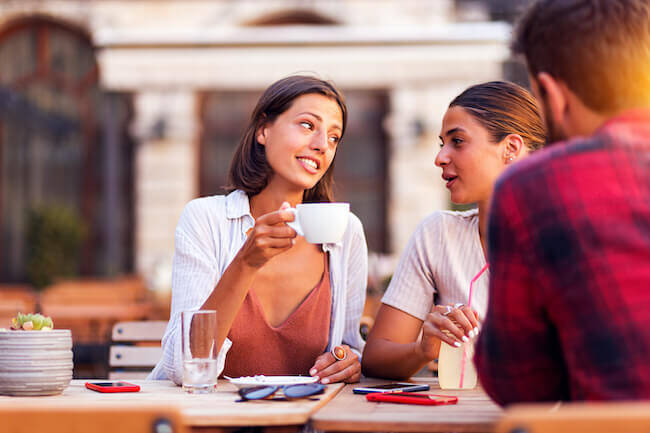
[0, 379, 344, 432]
[311, 377, 503, 433]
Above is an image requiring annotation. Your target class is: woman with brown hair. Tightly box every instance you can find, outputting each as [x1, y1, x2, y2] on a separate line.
[150, 75, 367, 385]
[361, 81, 546, 379]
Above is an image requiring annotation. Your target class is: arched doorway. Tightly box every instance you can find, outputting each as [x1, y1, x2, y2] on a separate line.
[0, 16, 134, 284]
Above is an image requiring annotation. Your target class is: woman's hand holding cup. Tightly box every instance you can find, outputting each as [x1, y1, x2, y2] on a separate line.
[236, 202, 297, 269]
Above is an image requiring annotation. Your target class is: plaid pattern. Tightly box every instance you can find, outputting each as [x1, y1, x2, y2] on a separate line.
[475, 109, 650, 406]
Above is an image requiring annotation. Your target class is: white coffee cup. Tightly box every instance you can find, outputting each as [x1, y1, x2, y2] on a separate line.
[287, 202, 350, 244]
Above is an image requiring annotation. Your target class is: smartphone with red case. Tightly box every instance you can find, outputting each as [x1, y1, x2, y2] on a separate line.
[85, 381, 141, 393]
[366, 392, 458, 406]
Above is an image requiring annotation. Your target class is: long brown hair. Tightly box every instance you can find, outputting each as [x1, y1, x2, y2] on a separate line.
[449, 81, 546, 151]
[227, 75, 347, 203]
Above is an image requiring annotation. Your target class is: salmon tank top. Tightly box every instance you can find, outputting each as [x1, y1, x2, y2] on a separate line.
[222, 253, 332, 377]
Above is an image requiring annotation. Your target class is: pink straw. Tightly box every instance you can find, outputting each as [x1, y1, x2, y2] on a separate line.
[459, 263, 489, 388]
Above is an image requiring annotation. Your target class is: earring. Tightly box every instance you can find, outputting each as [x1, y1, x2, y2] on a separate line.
[505, 154, 515, 163]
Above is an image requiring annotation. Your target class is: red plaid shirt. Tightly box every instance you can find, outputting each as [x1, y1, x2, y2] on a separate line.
[475, 109, 650, 406]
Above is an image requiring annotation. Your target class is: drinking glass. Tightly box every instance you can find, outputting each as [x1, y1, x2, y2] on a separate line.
[181, 310, 218, 394]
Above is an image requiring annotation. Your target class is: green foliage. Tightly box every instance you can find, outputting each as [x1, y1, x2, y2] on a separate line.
[26, 205, 86, 289]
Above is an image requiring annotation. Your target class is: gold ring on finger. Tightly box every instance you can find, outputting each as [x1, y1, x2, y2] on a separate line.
[442, 305, 453, 316]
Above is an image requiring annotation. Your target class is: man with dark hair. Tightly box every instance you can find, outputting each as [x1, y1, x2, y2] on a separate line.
[474, 0, 650, 405]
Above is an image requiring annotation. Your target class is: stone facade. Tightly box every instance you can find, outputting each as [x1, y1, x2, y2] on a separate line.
[0, 0, 509, 285]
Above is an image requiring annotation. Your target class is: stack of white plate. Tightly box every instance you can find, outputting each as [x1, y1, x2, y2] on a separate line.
[0, 330, 73, 396]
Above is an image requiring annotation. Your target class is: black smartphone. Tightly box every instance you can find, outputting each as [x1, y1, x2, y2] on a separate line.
[352, 382, 430, 394]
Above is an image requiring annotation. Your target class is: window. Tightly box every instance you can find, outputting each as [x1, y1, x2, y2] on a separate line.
[0, 17, 134, 283]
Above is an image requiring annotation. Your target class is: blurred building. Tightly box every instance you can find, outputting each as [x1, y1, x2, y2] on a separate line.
[0, 0, 510, 287]
[459, 0, 536, 22]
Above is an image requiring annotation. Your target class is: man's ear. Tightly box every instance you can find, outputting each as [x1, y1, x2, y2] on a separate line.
[536, 72, 568, 129]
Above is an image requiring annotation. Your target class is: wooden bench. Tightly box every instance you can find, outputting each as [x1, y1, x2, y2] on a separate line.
[40, 276, 153, 344]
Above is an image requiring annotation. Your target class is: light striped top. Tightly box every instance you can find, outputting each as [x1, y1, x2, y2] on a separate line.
[382, 209, 489, 321]
[148, 190, 368, 384]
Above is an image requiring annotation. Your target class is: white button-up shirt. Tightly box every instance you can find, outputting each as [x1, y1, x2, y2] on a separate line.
[149, 190, 368, 384]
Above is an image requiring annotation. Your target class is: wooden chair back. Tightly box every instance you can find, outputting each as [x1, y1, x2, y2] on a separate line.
[0, 404, 184, 433]
[109, 320, 167, 380]
[496, 401, 650, 433]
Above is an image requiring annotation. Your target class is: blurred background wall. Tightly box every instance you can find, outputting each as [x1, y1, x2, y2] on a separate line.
[0, 0, 534, 296]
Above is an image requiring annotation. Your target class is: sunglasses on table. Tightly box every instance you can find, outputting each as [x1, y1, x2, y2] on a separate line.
[237, 383, 325, 402]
